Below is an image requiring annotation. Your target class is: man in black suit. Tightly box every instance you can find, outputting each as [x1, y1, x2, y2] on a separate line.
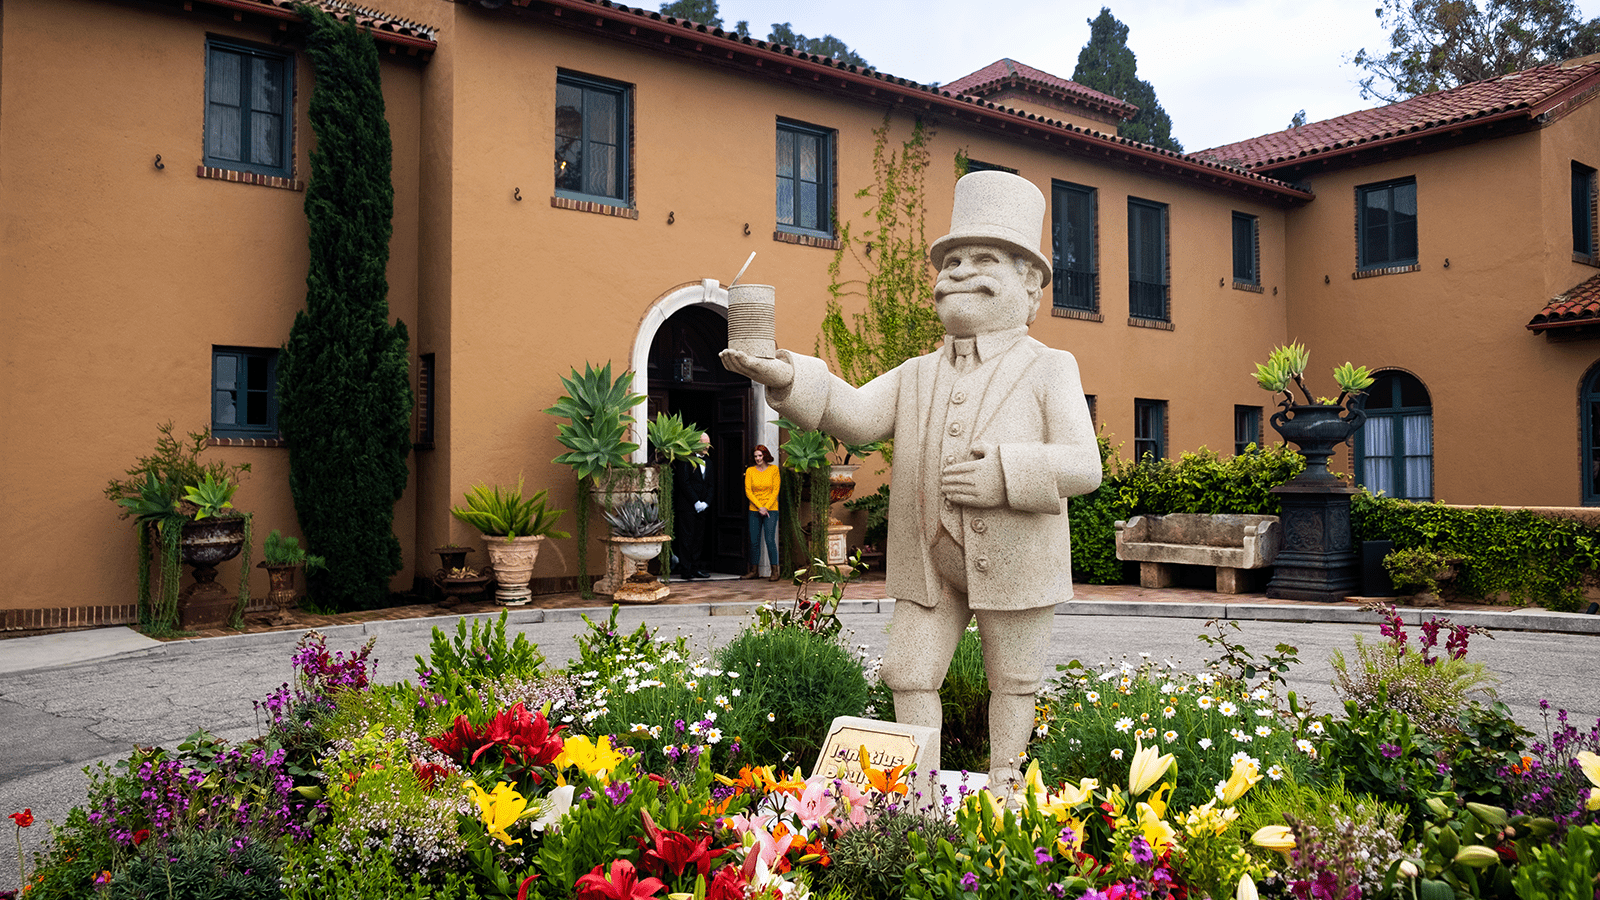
[672, 432, 714, 579]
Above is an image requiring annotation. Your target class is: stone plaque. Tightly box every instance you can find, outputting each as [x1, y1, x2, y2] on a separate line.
[813, 716, 939, 787]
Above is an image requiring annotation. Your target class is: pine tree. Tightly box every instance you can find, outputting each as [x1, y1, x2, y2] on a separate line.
[1071, 8, 1182, 152]
[768, 22, 869, 67]
[277, 5, 413, 611]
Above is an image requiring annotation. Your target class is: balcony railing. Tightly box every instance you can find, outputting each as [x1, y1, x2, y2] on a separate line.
[1129, 280, 1168, 320]
[1053, 267, 1095, 311]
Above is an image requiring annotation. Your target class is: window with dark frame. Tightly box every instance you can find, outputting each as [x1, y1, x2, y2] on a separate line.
[1353, 371, 1433, 500]
[1357, 177, 1418, 270]
[1084, 394, 1097, 429]
[204, 38, 293, 178]
[1128, 198, 1169, 320]
[1053, 181, 1097, 311]
[212, 347, 278, 439]
[965, 158, 1017, 175]
[776, 120, 833, 236]
[1134, 398, 1166, 461]
[1234, 405, 1262, 455]
[555, 71, 630, 205]
[1573, 162, 1596, 257]
[1232, 212, 1259, 285]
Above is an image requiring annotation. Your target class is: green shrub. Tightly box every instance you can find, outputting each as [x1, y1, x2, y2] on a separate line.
[1445, 700, 1532, 807]
[1314, 695, 1444, 835]
[1330, 636, 1497, 742]
[107, 830, 282, 900]
[715, 623, 871, 769]
[1031, 656, 1313, 813]
[282, 839, 487, 900]
[822, 807, 961, 900]
[1510, 823, 1600, 900]
[415, 611, 546, 703]
[1352, 491, 1600, 611]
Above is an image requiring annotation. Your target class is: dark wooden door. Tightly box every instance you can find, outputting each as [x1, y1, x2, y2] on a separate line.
[646, 306, 751, 574]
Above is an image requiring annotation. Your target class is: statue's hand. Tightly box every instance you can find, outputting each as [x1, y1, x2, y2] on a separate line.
[719, 348, 795, 392]
[942, 442, 1006, 508]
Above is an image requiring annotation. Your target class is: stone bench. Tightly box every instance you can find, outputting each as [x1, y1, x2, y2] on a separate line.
[1113, 513, 1282, 594]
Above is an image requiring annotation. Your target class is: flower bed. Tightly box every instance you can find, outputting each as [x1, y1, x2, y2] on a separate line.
[7, 603, 1600, 900]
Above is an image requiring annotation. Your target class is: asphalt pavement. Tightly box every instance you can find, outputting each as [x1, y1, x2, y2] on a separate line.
[2, 597, 1598, 892]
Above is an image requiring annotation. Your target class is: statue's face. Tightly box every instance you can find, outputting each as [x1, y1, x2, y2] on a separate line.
[933, 243, 1043, 338]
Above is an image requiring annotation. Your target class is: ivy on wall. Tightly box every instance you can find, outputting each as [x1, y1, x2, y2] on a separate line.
[1352, 493, 1600, 611]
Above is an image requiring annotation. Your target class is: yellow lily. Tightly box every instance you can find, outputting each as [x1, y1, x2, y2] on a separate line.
[465, 780, 527, 846]
[1181, 800, 1239, 837]
[555, 734, 625, 781]
[1134, 801, 1177, 855]
[1251, 824, 1295, 858]
[1218, 758, 1263, 806]
[1577, 751, 1600, 810]
[1129, 737, 1176, 796]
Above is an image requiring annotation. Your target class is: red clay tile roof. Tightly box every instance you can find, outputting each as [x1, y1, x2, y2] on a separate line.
[1529, 272, 1600, 330]
[185, 0, 437, 49]
[943, 58, 1138, 119]
[1201, 60, 1600, 170]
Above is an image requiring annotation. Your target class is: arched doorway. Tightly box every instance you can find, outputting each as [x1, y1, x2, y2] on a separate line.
[644, 302, 752, 575]
[1354, 370, 1433, 499]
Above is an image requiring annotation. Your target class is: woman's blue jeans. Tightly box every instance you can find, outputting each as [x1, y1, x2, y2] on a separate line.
[748, 510, 779, 568]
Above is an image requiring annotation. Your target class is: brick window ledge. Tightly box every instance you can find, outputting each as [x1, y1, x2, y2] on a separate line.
[197, 165, 304, 191]
[1232, 280, 1264, 293]
[773, 230, 843, 251]
[1575, 251, 1600, 268]
[1052, 307, 1103, 322]
[1352, 263, 1420, 280]
[551, 195, 639, 218]
[208, 437, 287, 448]
[1128, 317, 1175, 331]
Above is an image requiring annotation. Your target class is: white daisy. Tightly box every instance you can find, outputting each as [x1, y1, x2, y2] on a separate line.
[1111, 748, 1124, 760]
[1218, 701, 1239, 717]
[1115, 717, 1135, 733]
[1086, 691, 1101, 704]
[1198, 696, 1215, 710]
[1163, 730, 1178, 742]
[705, 728, 723, 745]
[1255, 708, 1274, 717]
[1307, 721, 1325, 735]
[1267, 764, 1286, 781]
[1198, 738, 1214, 750]
[1255, 725, 1273, 738]
[1163, 706, 1177, 719]
[767, 713, 776, 722]
[1296, 739, 1318, 758]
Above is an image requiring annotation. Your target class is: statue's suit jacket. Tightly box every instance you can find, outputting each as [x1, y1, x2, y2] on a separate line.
[769, 336, 1102, 611]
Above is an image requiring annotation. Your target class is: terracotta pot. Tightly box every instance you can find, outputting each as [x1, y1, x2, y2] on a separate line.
[482, 534, 545, 605]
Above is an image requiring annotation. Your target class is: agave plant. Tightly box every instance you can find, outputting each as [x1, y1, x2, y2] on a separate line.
[1254, 342, 1374, 407]
[646, 411, 704, 465]
[545, 362, 648, 481]
[450, 479, 571, 541]
[602, 497, 666, 538]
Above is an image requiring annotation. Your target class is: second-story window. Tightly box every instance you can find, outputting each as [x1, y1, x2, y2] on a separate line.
[205, 38, 293, 178]
[1357, 177, 1417, 270]
[1128, 198, 1169, 321]
[555, 71, 631, 205]
[1232, 212, 1259, 286]
[1053, 181, 1097, 311]
[776, 120, 833, 236]
[1573, 162, 1596, 258]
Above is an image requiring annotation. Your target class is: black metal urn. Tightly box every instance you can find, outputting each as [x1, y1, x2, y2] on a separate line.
[1267, 401, 1366, 602]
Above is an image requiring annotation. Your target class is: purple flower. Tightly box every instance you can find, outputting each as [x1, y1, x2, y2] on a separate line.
[960, 872, 979, 892]
[1079, 890, 1110, 900]
[605, 781, 633, 806]
[1047, 883, 1067, 898]
[1035, 846, 1054, 865]
[1128, 834, 1154, 864]
[1380, 743, 1401, 759]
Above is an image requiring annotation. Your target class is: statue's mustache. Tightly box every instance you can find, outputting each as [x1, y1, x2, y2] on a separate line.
[935, 275, 1001, 299]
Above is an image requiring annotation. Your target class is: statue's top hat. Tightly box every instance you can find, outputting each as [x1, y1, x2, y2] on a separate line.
[928, 170, 1051, 276]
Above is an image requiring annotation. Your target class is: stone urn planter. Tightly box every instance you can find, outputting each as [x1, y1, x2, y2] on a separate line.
[1269, 402, 1367, 484]
[179, 516, 247, 628]
[433, 546, 489, 607]
[483, 534, 545, 606]
[257, 561, 300, 625]
[607, 535, 670, 603]
[591, 465, 660, 512]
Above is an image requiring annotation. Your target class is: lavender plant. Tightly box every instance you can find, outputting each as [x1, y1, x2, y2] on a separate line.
[1330, 603, 1496, 741]
[1506, 703, 1600, 834]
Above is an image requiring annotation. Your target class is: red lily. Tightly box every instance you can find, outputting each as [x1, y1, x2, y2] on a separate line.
[637, 810, 733, 880]
[516, 874, 540, 900]
[575, 859, 666, 900]
[7, 810, 32, 828]
[704, 864, 748, 900]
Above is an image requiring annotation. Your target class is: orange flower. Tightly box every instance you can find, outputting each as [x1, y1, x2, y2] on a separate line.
[713, 765, 767, 795]
[859, 746, 910, 796]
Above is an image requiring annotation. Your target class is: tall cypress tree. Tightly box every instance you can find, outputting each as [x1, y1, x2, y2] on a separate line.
[277, 5, 412, 610]
[1072, 8, 1183, 152]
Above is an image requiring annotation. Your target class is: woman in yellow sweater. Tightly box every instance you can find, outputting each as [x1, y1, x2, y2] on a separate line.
[743, 444, 781, 581]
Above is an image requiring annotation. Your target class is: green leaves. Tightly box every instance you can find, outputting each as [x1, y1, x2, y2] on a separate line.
[645, 412, 704, 465]
[1333, 361, 1376, 393]
[779, 428, 833, 472]
[546, 362, 647, 481]
[450, 479, 570, 540]
[182, 472, 238, 520]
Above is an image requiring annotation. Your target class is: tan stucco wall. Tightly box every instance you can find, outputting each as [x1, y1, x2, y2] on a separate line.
[1283, 107, 1600, 506]
[0, 0, 425, 613]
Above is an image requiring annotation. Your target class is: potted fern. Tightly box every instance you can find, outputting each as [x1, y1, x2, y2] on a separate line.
[450, 479, 569, 606]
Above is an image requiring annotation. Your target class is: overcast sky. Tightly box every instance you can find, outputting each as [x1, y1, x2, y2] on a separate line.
[710, 0, 1593, 152]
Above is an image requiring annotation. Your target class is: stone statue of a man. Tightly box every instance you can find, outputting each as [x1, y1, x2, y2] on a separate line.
[720, 170, 1102, 790]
